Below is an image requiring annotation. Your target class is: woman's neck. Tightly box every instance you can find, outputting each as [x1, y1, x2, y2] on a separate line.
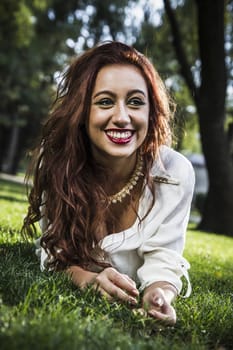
[110, 157, 137, 182]
[108, 156, 144, 203]
[95, 154, 138, 190]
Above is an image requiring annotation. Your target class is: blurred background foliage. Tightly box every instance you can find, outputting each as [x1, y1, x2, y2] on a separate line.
[0, 0, 233, 235]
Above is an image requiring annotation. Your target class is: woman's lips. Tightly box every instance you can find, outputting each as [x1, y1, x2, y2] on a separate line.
[105, 130, 134, 144]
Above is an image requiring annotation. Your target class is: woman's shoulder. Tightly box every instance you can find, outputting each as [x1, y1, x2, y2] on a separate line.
[151, 145, 195, 185]
[159, 145, 194, 171]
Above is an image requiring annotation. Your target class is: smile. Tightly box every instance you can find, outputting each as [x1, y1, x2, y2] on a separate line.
[105, 130, 134, 144]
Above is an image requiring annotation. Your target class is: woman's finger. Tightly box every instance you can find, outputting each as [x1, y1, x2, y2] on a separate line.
[94, 269, 138, 304]
[122, 274, 137, 288]
[152, 296, 164, 308]
[93, 284, 113, 300]
[148, 308, 176, 325]
[107, 268, 139, 296]
[105, 282, 138, 304]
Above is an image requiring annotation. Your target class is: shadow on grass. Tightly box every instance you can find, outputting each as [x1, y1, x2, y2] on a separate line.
[0, 179, 27, 195]
[0, 242, 41, 306]
[0, 195, 27, 203]
[187, 260, 233, 297]
[0, 240, 232, 350]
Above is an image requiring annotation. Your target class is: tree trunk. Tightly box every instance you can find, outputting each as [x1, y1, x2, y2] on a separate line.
[197, 107, 233, 235]
[164, 0, 233, 235]
[228, 122, 233, 158]
[0, 125, 9, 170]
[196, 0, 233, 235]
[1, 115, 20, 175]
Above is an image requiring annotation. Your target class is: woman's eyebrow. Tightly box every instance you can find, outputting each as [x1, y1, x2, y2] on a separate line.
[127, 89, 146, 97]
[93, 90, 116, 98]
[93, 89, 147, 99]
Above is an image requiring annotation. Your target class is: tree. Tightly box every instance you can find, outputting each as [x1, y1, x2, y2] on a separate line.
[134, 0, 233, 235]
[0, 0, 136, 174]
[134, 2, 200, 153]
[0, 0, 62, 173]
[162, 0, 233, 235]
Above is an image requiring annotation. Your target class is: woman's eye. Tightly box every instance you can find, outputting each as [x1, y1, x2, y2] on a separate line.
[128, 98, 145, 107]
[95, 98, 113, 107]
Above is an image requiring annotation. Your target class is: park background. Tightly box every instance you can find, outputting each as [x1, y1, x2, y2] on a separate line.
[0, 1, 233, 349]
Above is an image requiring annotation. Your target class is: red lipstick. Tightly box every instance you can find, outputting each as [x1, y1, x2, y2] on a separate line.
[105, 129, 134, 144]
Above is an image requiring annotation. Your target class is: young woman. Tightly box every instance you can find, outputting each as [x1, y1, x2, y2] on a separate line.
[23, 41, 195, 325]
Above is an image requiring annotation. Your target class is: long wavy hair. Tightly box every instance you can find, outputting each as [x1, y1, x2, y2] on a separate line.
[22, 41, 174, 270]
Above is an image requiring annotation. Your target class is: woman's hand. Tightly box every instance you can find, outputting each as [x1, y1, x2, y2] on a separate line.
[67, 266, 139, 305]
[93, 267, 139, 304]
[141, 282, 177, 325]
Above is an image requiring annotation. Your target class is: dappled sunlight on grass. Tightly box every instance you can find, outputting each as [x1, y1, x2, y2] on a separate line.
[0, 179, 28, 231]
[0, 179, 233, 350]
[185, 229, 233, 262]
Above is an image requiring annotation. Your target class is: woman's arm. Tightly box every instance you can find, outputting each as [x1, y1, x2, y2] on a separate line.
[136, 152, 195, 323]
[67, 265, 98, 288]
[67, 265, 139, 304]
[142, 281, 177, 325]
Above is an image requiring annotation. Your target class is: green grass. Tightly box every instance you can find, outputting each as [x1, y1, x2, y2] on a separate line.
[0, 178, 233, 350]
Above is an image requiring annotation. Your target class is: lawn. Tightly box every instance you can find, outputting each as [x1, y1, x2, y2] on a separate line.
[0, 178, 233, 350]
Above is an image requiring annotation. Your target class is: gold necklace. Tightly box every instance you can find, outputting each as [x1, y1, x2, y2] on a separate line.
[108, 156, 144, 204]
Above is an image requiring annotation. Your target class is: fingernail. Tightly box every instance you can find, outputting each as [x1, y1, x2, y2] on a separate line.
[132, 288, 139, 295]
[154, 297, 163, 307]
[148, 310, 157, 317]
[129, 297, 138, 305]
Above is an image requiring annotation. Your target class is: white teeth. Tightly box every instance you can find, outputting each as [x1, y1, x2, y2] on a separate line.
[106, 131, 132, 139]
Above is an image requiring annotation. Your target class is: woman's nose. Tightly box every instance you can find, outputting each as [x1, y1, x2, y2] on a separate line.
[112, 103, 131, 126]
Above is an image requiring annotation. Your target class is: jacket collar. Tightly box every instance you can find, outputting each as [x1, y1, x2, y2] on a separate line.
[150, 148, 180, 185]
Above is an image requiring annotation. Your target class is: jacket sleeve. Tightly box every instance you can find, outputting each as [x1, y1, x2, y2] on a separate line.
[35, 193, 51, 271]
[137, 155, 195, 297]
[35, 235, 50, 271]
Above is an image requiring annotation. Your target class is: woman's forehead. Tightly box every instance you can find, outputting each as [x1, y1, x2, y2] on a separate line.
[93, 64, 148, 95]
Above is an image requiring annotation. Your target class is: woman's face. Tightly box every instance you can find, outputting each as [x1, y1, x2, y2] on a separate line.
[88, 64, 149, 164]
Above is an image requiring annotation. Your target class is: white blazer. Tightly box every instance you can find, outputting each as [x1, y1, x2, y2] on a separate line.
[36, 146, 195, 296]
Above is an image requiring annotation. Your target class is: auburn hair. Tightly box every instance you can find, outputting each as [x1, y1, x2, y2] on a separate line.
[22, 41, 174, 270]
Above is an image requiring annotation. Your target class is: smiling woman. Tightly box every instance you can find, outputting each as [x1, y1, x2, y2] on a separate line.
[22, 41, 195, 325]
[88, 64, 149, 164]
